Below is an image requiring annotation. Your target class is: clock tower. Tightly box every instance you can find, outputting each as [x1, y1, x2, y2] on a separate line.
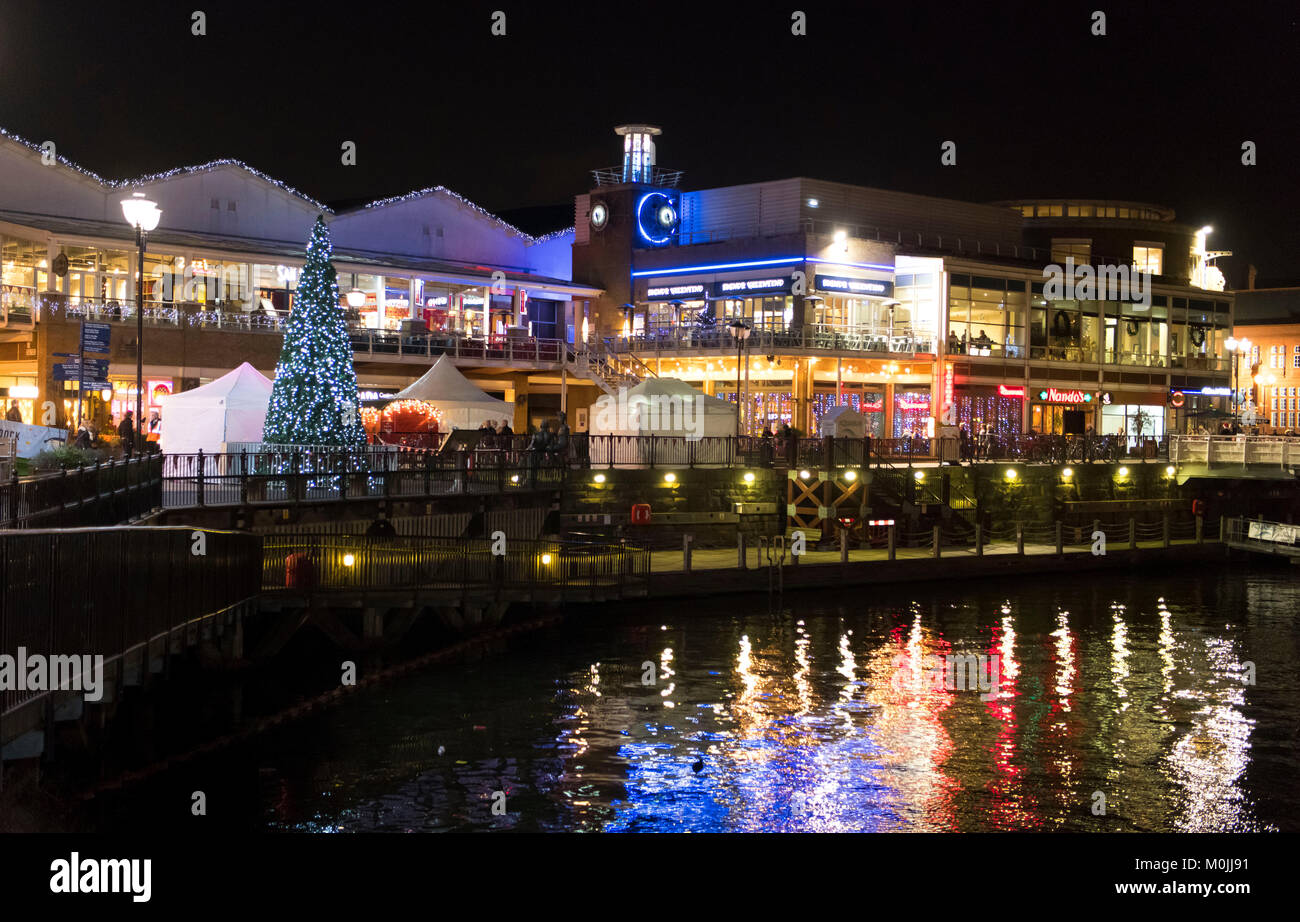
[572, 125, 682, 342]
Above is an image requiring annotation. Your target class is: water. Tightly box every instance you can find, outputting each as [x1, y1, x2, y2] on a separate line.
[93, 566, 1300, 832]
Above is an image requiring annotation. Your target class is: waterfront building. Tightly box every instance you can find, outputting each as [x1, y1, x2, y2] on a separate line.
[1231, 284, 1300, 431]
[570, 127, 1235, 443]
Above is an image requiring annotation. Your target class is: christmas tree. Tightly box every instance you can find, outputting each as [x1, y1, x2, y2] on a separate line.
[262, 216, 366, 447]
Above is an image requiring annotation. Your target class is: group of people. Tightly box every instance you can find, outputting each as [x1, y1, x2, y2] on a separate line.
[476, 418, 515, 448]
[69, 409, 161, 453]
[947, 329, 996, 355]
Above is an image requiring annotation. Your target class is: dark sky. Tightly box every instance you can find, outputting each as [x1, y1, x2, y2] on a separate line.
[0, 1, 1296, 285]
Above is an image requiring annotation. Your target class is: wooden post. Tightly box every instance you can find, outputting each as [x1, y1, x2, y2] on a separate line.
[737, 532, 746, 569]
[887, 523, 896, 561]
[840, 526, 849, 563]
[1196, 514, 1204, 544]
[975, 523, 983, 556]
[1163, 513, 1170, 548]
[683, 533, 693, 573]
[1129, 517, 1137, 549]
[1016, 523, 1024, 555]
[1056, 521, 1063, 556]
[932, 525, 941, 559]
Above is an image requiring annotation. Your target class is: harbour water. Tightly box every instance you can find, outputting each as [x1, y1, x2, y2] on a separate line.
[87, 565, 1299, 833]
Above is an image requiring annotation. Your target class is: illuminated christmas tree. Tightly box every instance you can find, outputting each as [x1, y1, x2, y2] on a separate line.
[263, 216, 365, 447]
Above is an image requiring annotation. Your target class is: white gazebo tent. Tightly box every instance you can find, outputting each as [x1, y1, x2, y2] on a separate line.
[818, 405, 869, 438]
[588, 376, 737, 466]
[158, 362, 273, 454]
[392, 354, 511, 431]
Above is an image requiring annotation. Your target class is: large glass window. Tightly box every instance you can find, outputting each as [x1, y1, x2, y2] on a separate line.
[946, 275, 1026, 357]
[1133, 244, 1163, 275]
[1051, 239, 1092, 263]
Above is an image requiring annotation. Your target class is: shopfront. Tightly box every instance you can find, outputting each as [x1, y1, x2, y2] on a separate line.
[1101, 394, 1168, 445]
[956, 383, 1024, 438]
[1029, 386, 1096, 434]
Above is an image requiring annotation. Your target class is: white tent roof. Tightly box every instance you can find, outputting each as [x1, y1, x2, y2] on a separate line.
[393, 355, 511, 430]
[157, 362, 273, 454]
[590, 376, 736, 437]
[818, 404, 868, 438]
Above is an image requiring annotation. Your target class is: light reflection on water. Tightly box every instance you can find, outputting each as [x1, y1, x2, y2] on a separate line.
[255, 569, 1294, 833]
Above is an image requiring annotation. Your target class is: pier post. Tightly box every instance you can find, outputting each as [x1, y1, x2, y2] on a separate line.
[1196, 515, 1204, 544]
[975, 523, 983, 556]
[887, 523, 896, 561]
[683, 533, 693, 573]
[840, 527, 848, 563]
[932, 526, 941, 559]
[1129, 517, 1137, 549]
[1056, 521, 1063, 557]
[738, 532, 746, 569]
[1163, 513, 1170, 548]
[1016, 524, 1024, 555]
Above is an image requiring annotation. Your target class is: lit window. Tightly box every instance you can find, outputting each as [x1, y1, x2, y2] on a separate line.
[1021, 205, 1034, 217]
[1052, 239, 1092, 263]
[1133, 244, 1163, 275]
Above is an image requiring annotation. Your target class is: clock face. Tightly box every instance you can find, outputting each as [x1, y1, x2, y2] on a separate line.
[590, 201, 608, 229]
[656, 204, 676, 228]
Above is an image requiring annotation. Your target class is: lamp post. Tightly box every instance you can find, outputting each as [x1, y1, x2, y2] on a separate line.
[1224, 336, 1249, 422]
[728, 318, 751, 436]
[120, 193, 161, 454]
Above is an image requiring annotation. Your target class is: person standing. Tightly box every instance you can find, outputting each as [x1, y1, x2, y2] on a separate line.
[117, 410, 136, 455]
[552, 412, 570, 464]
[5, 401, 22, 422]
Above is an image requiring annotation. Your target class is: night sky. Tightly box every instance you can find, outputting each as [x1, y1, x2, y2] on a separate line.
[0, 1, 1296, 284]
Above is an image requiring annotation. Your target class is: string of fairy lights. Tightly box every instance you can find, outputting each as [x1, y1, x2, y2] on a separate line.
[0, 126, 573, 245]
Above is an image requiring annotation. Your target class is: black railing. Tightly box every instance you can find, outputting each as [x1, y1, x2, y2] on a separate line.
[0, 455, 162, 528]
[261, 534, 650, 597]
[0, 526, 262, 721]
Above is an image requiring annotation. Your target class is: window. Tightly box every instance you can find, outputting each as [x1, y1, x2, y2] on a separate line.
[1133, 244, 1163, 275]
[1271, 345, 1285, 369]
[1051, 239, 1092, 264]
[1021, 205, 1034, 217]
[1293, 345, 1300, 369]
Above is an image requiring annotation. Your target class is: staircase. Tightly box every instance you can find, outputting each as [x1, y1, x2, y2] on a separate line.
[567, 343, 655, 395]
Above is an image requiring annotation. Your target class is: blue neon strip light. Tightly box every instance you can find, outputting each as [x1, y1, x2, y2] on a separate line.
[633, 257, 895, 277]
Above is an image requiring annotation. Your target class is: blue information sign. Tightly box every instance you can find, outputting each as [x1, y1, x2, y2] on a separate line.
[81, 322, 111, 354]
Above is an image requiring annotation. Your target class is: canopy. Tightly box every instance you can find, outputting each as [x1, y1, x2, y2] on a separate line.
[818, 405, 868, 438]
[392, 355, 512, 431]
[588, 376, 736, 466]
[158, 362, 273, 454]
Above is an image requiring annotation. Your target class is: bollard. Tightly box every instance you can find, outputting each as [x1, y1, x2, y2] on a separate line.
[1093, 519, 1101, 542]
[932, 526, 941, 559]
[1163, 513, 1170, 548]
[1129, 517, 1137, 550]
[1016, 524, 1024, 555]
[840, 527, 849, 563]
[738, 532, 746, 570]
[1196, 515, 1204, 544]
[683, 533, 693, 573]
[975, 523, 983, 557]
[1056, 521, 1063, 557]
[887, 523, 896, 561]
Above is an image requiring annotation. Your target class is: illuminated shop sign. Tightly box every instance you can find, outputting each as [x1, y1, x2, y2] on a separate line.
[1036, 388, 1093, 404]
[646, 283, 707, 300]
[998, 385, 1026, 398]
[1175, 386, 1230, 396]
[815, 275, 894, 297]
[712, 277, 792, 297]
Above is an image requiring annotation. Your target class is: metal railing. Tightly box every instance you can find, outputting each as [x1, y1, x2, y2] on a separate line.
[604, 326, 936, 357]
[0, 526, 261, 723]
[261, 534, 650, 598]
[0, 455, 162, 528]
[1170, 435, 1300, 468]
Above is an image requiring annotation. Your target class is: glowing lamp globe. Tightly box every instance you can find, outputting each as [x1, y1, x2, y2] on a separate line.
[120, 193, 162, 232]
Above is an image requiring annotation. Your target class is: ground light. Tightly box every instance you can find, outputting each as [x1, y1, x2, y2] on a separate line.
[914, 470, 925, 481]
[844, 470, 857, 481]
[510, 474, 520, 484]
[540, 553, 553, 565]
[342, 554, 355, 567]
[593, 473, 606, 484]
[664, 472, 676, 483]
[1062, 467, 1073, 479]
[799, 469, 810, 479]
[1005, 468, 1018, 481]
[743, 472, 755, 483]
[1118, 466, 1129, 478]
[1166, 465, 1177, 476]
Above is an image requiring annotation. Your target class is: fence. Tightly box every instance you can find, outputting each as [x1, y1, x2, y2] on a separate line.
[0, 455, 162, 528]
[1170, 435, 1300, 468]
[0, 526, 262, 722]
[261, 534, 650, 598]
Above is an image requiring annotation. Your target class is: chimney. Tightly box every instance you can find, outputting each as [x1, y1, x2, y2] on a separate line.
[615, 125, 662, 183]
[1247, 264, 1257, 290]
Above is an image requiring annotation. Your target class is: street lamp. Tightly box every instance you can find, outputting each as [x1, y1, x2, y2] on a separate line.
[120, 193, 161, 454]
[728, 318, 751, 436]
[1225, 336, 1250, 421]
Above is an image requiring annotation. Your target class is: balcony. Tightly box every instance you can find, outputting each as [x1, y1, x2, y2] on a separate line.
[605, 324, 935, 358]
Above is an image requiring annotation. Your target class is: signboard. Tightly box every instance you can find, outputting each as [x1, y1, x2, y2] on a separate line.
[1036, 388, 1093, 404]
[815, 275, 895, 297]
[54, 358, 108, 381]
[0, 420, 69, 459]
[1249, 521, 1300, 545]
[646, 283, 707, 301]
[713, 277, 793, 297]
[81, 322, 111, 354]
[998, 385, 1026, 398]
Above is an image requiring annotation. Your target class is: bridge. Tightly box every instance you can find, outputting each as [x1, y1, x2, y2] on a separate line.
[1222, 517, 1300, 560]
[1170, 435, 1300, 480]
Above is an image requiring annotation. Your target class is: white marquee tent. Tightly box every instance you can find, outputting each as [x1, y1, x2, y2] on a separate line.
[158, 362, 273, 454]
[392, 355, 512, 431]
[588, 377, 736, 466]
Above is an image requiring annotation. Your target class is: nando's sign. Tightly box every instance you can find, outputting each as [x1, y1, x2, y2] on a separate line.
[1035, 388, 1110, 405]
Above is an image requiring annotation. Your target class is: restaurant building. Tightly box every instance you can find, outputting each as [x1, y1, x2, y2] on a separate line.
[1231, 284, 1300, 431]
[570, 126, 1235, 442]
[0, 126, 600, 431]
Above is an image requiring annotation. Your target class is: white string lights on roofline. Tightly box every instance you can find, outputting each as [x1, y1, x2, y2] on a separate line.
[356, 185, 575, 246]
